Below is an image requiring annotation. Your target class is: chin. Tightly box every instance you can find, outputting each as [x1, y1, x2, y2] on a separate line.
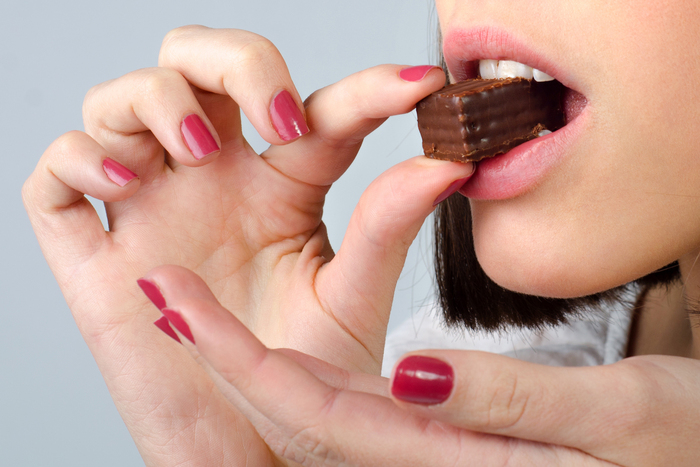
[471, 218, 632, 299]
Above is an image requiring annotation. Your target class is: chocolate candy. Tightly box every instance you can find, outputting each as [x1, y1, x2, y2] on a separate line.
[416, 77, 566, 162]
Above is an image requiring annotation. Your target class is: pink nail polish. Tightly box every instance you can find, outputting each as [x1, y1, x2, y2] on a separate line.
[269, 90, 310, 141]
[154, 316, 182, 344]
[103, 158, 137, 187]
[392, 356, 454, 405]
[433, 177, 470, 206]
[399, 65, 438, 82]
[137, 279, 166, 310]
[162, 308, 195, 344]
[181, 114, 220, 160]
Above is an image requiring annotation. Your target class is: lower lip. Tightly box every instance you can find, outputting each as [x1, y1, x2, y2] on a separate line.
[458, 107, 588, 200]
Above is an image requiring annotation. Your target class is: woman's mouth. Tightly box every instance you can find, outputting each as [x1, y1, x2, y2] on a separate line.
[442, 41, 589, 200]
[473, 58, 587, 125]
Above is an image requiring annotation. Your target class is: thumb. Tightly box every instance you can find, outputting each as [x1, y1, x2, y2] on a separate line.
[389, 350, 700, 466]
[316, 156, 474, 357]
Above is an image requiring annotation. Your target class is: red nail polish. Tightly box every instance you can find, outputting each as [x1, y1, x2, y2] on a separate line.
[433, 177, 470, 206]
[181, 114, 220, 160]
[270, 90, 310, 141]
[399, 65, 438, 82]
[154, 316, 182, 344]
[137, 279, 166, 310]
[162, 308, 195, 344]
[103, 158, 137, 187]
[392, 356, 454, 405]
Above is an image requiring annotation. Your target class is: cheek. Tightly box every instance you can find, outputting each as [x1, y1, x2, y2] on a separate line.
[435, 0, 456, 31]
[592, 1, 700, 131]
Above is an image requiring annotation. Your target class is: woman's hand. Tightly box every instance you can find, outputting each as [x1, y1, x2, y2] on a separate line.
[141, 266, 700, 466]
[23, 25, 472, 465]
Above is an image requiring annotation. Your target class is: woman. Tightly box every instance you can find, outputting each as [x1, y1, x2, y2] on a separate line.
[23, 0, 700, 465]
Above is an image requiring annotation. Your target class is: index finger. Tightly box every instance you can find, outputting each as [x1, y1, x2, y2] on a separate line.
[158, 25, 309, 145]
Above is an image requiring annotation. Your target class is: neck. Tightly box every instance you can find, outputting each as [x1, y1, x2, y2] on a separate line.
[628, 251, 700, 360]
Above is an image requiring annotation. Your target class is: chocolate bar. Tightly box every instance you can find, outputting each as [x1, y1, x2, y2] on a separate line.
[416, 78, 566, 162]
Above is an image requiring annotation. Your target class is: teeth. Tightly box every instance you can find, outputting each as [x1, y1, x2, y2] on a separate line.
[497, 60, 533, 79]
[537, 129, 552, 137]
[533, 69, 554, 82]
[478, 60, 552, 81]
[479, 59, 498, 79]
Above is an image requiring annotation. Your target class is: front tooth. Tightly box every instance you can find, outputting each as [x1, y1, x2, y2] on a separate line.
[533, 69, 555, 82]
[496, 60, 534, 79]
[479, 59, 498, 79]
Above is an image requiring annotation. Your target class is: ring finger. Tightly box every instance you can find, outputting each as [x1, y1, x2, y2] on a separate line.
[83, 66, 223, 180]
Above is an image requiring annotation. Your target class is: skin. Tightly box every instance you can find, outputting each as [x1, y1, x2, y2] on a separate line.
[22, 0, 700, 463]
[437, 0, 700, 358]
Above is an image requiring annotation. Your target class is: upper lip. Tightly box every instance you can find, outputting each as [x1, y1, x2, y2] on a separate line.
[442, 27, 584, 96]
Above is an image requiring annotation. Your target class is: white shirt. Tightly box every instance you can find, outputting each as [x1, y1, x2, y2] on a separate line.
[382, 286, 638, 377]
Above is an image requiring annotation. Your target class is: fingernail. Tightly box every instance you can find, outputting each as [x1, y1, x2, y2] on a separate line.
[392, 356, 454, 405]
[433, 177, 470, 207]
[270, 90, 310, 142]
[181, 114, 220, 160]
[154, 316, 182, 344]
[103, 158, 137, 187]
[137, 278, 166, 310]
[162, 308, 195, 344]
[399, 65, 439, 82]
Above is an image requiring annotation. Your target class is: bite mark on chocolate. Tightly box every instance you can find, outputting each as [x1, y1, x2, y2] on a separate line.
[416, 78, 566, 162]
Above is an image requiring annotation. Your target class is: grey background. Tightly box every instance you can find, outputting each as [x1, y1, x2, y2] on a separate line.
[1, 1, 438, 464]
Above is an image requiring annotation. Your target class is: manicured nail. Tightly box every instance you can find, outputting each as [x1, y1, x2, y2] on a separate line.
[137, 278, 166, 310]
[270, 90, 310, 141]
[162, 308, 195, 344]
[433, 177, 470, 206]
[399, 65, 439, 82]
[181, 114, 220, 160]
[154, 316, 182, 344]
[103, 158, 137, 187]
[392, 356, 454, 405]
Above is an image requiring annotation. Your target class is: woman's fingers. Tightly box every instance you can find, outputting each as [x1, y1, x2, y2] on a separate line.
[389, 350, 700, 467]
[158, 25, 309, 146]
[23, 131, 139, 272]
[139, 265, 471, 465]
[276, 348, 390, 398]
[83, 66, 222, 176]
[263, 64, 445, 186]
[140, 266, 356, 443]
[316, 157, 474, 363]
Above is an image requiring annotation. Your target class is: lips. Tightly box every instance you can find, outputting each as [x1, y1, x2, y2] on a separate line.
[442, 28, 589, 200]
[475, 59, 587, 125]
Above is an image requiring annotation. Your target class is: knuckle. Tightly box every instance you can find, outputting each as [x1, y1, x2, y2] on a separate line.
[609, 359, 662, 431]
[470, 364, 531, 432]
[487, 372, 529, 430]
[136, 67, 185, 99]
[82, 80, 111, 122]
[283, 425, 345, 466]
[49, 130, 87, 158]
[232, 35, 280, 69]
[159, 25, 206, 61]
[22, 131, 86, 207]
[21, 173, 36, 207]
